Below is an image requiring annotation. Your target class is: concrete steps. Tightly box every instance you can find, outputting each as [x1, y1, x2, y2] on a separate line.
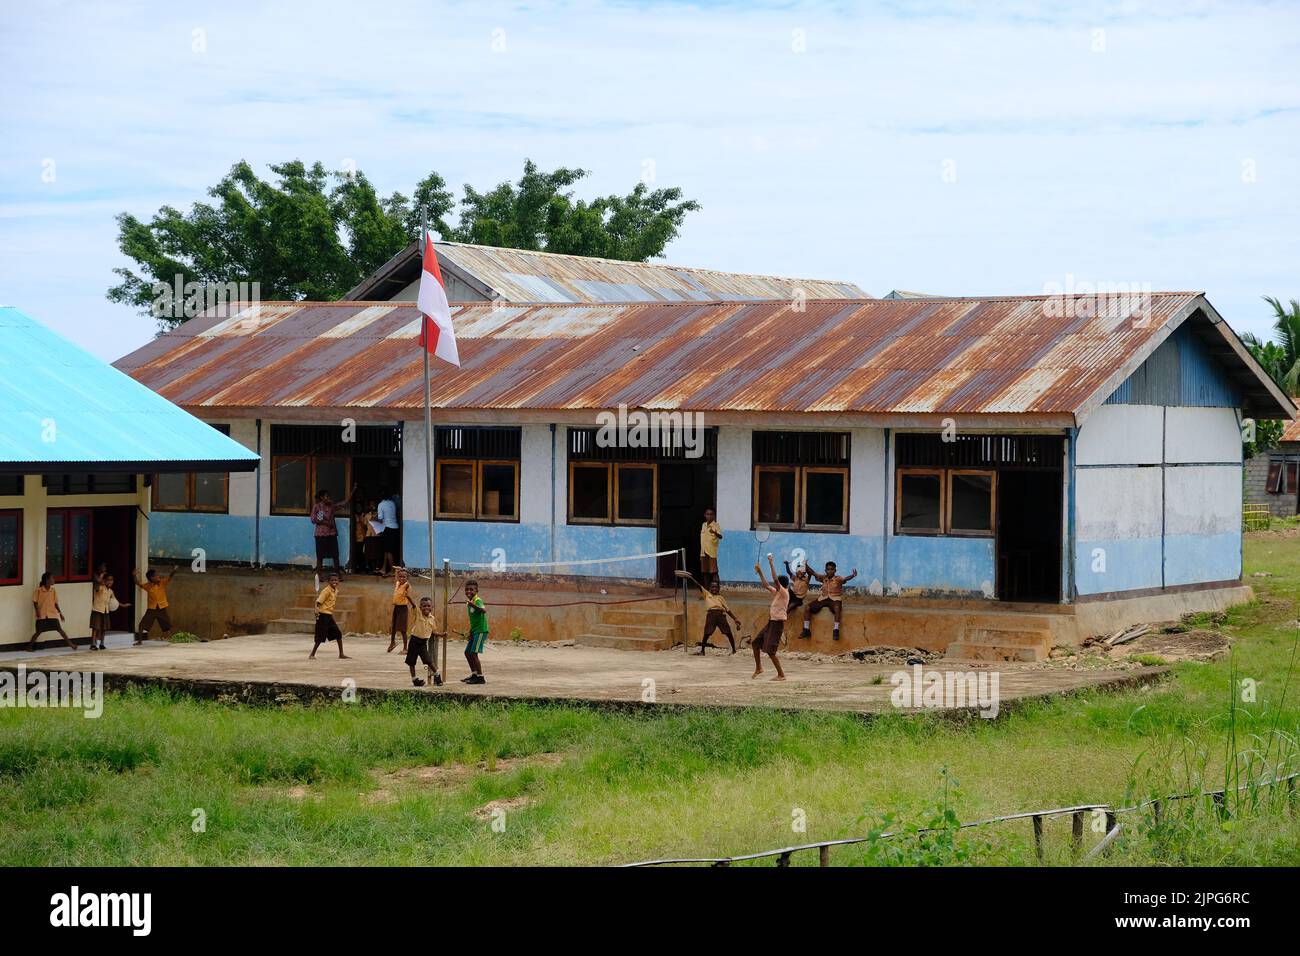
[576, 606, 683, 652]
[945, 625, 1052, 662]
[270, 586, 359, 635]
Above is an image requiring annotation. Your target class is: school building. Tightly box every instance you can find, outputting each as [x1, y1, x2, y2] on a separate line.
[0, 307, 259, 648]
[112, 284, 1293, 650]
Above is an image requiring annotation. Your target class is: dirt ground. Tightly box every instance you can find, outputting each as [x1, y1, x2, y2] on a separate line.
[7, 631, 1166, 716]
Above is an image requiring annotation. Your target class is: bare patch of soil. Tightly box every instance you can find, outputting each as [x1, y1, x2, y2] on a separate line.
[1113, 629, 1232, 663]
[470, 795, 533, 820]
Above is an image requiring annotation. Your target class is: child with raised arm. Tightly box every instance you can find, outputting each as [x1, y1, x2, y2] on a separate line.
[752, 554, 788, 681]
[801, 560, 857, 641]
[386, 567, 417, 654]
[133, 566, 176, 646]
[695, 579, 741, 655]
[784, 557, 810, 627]
[89, 573, 128, 651]
[406, 596, 445, 687]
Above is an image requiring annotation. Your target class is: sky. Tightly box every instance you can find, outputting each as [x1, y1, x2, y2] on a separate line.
[1, 0, 1297, 361]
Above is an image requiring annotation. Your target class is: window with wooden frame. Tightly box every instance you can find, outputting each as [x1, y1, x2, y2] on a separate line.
[895, 469, 944, 534]
[0, 510, 21, 586]
[614, 463, 656, 525]
[0, 476, 24, 497]
[436, 460, 519, 521]
[894, 468, 995, 537]
[434, 427, 520, 522]
[1267, 457, 1299, 495]
[567, 462, 658, 526]
[947, 470, 996, 536]
[751, 432, 850, 532]
[568, 462, 611, 523]
[152, 424, 232, 513]
[45, 507, 92, 581]
[271, 455, 353, 517]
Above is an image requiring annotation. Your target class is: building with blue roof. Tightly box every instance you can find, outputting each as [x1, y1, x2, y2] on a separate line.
[0, 307, 259, 648]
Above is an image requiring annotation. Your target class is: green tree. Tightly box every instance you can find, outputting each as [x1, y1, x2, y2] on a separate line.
[109, 159, 700, 329]
[1241, 296, 1300, 456]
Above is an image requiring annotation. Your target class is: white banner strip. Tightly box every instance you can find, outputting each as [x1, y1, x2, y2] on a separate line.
[446, 548, 680, 570]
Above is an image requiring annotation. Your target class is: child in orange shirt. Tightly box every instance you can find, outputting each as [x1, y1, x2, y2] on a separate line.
[29, 572, 76, 651]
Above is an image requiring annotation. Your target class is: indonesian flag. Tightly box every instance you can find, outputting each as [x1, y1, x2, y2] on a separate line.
[416, 231, 460, 367]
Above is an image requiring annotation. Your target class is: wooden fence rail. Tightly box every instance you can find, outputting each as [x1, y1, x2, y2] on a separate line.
[623, 770, 1299, 867]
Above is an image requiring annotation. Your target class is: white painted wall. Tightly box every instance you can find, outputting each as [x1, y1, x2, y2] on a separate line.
[225, 419, 259, 517]
[1165, 407, 1242, 464]
[715, 425, 751, 530]
[1075, 467, 1164, 541]
[1165, 466, 1241, 535]
[1076, 404, 1163, 465]
[520, 424, 554, 525]
[402, 421, 430, 521]
[849, 427, 885, 536]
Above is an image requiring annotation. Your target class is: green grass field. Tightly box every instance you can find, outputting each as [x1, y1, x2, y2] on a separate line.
[3, 535, 1299, 867]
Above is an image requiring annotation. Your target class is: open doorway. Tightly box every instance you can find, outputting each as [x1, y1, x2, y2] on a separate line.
[656, 461, 716, 586]
[996, 470, 1061, 602]
[92, 505, 137, 632]
[351, 455, 404, 570]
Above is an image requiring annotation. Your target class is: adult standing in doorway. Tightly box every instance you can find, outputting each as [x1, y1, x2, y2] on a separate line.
[311, 485, 357, 577]
[377, 489, 400, 577]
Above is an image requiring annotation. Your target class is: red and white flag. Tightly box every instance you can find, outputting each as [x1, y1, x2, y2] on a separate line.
[416, 231, 460, 367]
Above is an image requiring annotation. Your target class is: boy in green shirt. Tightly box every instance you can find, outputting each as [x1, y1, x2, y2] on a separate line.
[462, 579, 489, 685]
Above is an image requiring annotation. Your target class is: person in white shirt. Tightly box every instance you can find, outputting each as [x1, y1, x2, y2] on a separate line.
[376, 492, 400, 577]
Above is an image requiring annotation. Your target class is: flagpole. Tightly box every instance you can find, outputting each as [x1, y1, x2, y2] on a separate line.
[420, 214, 438, 668]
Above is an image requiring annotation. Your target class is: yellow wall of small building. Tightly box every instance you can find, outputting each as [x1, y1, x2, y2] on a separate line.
[0, 475, 150, 645]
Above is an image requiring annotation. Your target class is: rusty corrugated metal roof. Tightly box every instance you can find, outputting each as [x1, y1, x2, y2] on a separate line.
[1281, 419, 1300, 442]
[345, 239, 869, 303]
[114, 292, 1293, 423]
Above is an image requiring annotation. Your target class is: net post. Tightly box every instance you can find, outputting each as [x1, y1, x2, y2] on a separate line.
[441, 558, 450, 680]
[679, 547, 687, 652]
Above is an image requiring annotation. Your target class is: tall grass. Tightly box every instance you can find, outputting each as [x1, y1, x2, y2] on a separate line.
[2, 535, 1299, 866]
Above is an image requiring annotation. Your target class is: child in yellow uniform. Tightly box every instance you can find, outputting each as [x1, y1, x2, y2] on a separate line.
[406, 597, 445, 687]
[133, 566, 176, 646]
[699, 508, 722, 587]
[309, 573, 350, 660]
[28, 573, 76, 651]
[387, 567, 416, 654]
[695, 580, 741, 655]
[89, 574, 128, 651]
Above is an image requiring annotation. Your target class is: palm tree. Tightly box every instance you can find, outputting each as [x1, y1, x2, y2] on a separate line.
[1244, 296, 1300, 396]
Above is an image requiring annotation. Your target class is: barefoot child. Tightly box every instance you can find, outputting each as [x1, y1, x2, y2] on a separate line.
[406, 597, 445, 687]
[309, 573, 350, 659]
[752, 554, 787, 681]
[133, 567, 176, 645]
[89, 574, 128, 651]
[695, 579, 740, 655]
[28, 573, 77, 651]
[801, 560, 857, 641]
[699, 508, 722, 587]
[462, 579, 488, 685]
[387, 567, 416, 653]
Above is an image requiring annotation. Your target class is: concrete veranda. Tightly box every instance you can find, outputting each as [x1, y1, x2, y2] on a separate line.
[1, 632, 1167, 716]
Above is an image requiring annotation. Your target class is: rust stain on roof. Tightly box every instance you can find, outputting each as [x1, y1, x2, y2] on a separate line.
[116, 293, 1233, 419]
